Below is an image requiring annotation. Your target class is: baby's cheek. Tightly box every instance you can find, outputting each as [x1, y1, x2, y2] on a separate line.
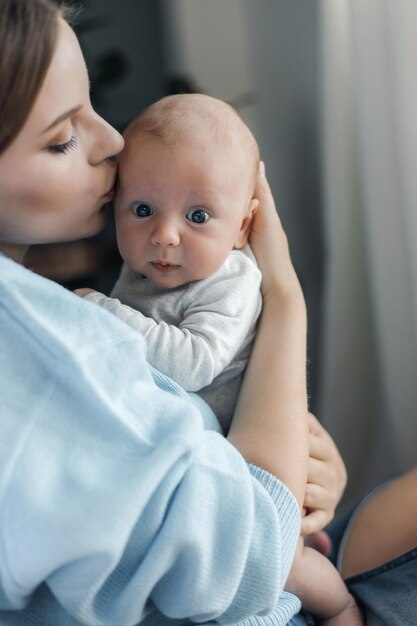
[189, 240, 230, 279]
[117, 228, 148, 270]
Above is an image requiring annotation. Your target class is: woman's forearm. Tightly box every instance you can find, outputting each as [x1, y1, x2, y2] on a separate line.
[228, 286, 308, 507]
[228, 166, 309, 506]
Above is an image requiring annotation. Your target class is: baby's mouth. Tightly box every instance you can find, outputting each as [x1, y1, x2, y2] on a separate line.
[151, 261, 180, 273]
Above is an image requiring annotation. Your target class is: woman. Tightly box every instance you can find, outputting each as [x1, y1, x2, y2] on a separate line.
[0, 1, 345, 624]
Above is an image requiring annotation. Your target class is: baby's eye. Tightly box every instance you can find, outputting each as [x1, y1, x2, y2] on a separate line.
[132, 203, 153, 218]
[186, 208, 210, 224]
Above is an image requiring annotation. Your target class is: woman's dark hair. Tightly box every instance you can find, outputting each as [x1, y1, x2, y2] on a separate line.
[0, 0, 72, 154]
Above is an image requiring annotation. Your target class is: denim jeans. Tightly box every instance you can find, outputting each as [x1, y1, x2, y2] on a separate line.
[347, 548, 417, 625]
[288, 612, 315, 626]
[327, 498, 417, 626]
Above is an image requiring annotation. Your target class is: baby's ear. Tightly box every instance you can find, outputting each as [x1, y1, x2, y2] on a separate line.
[234, 197, 259, 249]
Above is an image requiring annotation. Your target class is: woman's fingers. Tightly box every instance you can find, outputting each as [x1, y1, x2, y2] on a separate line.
[250, 163, 303, 302]
[307, 411, 322, 434]
[250, 165, 286, 259]
[252, 163, 281, 229]
[302, 508, 334, 536]
[305, 412, 348, 531]
[307, 413, 347, 492]
[304, 481, 334, 509]
[306, 454, 346, 504]
[307, 455, 337, 488]
[308, 431, 332, 462]
[308, 413, 335, 450]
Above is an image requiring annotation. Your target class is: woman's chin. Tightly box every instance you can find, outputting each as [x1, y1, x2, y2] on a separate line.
[88, 216, 106, 237]
[51, 220, 105, 244]
[78, 207, 107, 238]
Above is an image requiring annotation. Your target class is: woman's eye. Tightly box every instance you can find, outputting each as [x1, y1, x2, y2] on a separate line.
[47, 135, 78, 154]
[132, 203, 153, 218]
[186, 208, 210, 224]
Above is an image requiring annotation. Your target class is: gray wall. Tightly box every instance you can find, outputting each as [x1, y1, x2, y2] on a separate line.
[159, 0, 323, 404]
[75, 0, 166, 131]
[244, 0, 324, 405]
[73, 1, 324, 402]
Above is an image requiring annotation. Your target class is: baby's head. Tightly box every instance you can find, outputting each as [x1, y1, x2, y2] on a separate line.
[114, 93, 260, 288]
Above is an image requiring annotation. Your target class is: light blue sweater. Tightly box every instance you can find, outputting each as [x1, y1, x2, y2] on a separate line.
[0, 254, 302, 626]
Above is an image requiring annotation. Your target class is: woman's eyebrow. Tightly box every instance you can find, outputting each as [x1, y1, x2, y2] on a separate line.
[41, 105, 82, 134]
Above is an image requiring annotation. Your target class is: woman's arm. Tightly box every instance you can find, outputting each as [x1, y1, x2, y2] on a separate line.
[228, 165, 309, 507]
[0, 255, 302, 624]
[341, 465, 417, 577]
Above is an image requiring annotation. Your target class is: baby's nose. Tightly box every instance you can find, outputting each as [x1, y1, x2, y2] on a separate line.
[151, 221, 180, 247]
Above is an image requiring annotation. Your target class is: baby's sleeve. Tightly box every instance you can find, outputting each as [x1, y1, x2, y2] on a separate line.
[86, 251, 262, 392]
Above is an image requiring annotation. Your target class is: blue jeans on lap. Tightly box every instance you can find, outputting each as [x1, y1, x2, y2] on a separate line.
[327, 505, 417, 626]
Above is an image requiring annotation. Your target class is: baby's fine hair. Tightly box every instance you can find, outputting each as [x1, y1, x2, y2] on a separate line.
[124, 94, 260, 188]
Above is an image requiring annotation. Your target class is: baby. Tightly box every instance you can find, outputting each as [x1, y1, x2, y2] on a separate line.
[79, 94, 363, 625]
[84, 93, 262, 432]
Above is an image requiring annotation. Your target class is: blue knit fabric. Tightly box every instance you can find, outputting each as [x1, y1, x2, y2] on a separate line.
[0, 254, 301, 625]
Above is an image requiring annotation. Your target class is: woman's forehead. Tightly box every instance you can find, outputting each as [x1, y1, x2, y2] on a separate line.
[25, 20, 88, 134]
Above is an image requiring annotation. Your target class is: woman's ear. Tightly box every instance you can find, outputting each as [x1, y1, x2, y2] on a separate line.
[234, 197, 260, 249]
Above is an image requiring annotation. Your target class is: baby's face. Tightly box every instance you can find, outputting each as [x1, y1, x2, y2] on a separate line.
[114, 135, 253, 288]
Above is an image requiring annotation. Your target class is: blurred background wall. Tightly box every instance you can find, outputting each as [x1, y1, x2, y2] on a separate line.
[27, 0, 417, 512]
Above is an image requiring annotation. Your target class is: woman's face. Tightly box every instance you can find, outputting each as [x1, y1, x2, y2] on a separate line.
[0, 19, 124, 258]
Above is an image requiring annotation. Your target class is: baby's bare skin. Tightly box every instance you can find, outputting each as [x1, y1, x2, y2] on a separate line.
[286, 537, 364, 625]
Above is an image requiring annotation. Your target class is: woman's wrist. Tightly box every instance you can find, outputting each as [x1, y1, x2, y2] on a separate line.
[262, 277, 307, 325]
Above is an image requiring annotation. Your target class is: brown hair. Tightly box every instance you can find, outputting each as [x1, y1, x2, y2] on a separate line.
[0, 0, 71, 154]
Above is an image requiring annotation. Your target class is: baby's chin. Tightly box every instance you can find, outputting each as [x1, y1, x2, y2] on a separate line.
[144, 267, 191, 290]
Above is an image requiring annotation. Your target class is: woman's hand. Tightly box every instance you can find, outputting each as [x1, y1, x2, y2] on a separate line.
[302, 413, 347, 535]
[249, 162, 303, 304]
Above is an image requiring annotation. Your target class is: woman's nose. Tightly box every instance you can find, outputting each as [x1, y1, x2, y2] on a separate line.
[151, 221, 180, 247]
[89, 112, 125, 165]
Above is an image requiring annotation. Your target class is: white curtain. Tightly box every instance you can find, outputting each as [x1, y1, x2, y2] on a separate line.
[319, 0, 417, 508]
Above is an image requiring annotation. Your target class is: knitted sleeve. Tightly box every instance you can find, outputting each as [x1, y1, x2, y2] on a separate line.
[0, 256, 300, 626]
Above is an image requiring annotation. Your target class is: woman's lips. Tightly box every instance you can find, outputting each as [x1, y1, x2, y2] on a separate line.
[102, 186, 115, 202]
[151, 262, 180, 273]
[102, 174, 117, 201]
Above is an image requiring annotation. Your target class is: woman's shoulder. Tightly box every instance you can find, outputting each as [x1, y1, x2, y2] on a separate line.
[0, 254, 148, 361]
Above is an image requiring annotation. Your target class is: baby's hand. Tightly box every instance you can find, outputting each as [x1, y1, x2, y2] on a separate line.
[74, 288, 96, 297]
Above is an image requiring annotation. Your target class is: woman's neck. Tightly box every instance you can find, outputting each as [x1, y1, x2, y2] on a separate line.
[0, 243, 29, 264]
